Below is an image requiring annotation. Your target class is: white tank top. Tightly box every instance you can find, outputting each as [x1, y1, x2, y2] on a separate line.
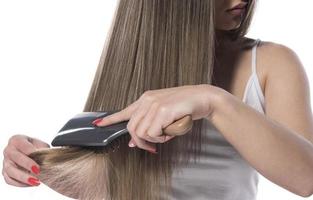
[164, 39, 265, 200]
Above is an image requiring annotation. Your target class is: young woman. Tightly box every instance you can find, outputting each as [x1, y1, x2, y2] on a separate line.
[2, 0, 313, 199]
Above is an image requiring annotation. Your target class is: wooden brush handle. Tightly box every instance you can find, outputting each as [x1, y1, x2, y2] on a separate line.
[163, 115, 193, 136]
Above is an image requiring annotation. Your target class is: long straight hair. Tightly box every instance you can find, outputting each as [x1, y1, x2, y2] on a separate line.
[29, 0, 257, 199]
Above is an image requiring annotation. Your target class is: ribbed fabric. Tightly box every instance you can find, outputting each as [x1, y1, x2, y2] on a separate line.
[163, 39, 265, 200]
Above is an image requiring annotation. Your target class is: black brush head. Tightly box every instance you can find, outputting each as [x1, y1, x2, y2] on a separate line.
[51, 111, 129, 148]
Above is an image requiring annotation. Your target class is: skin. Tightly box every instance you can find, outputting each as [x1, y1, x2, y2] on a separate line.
[3, 0, 313, 197]
[2, 135, 50, 187]
[215, 0, 248, 30]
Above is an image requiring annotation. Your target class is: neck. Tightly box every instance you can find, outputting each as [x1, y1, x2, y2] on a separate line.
[215, 30, 244, 52]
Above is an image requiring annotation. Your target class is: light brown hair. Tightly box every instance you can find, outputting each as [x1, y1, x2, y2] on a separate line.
[29, 0, 256, 199]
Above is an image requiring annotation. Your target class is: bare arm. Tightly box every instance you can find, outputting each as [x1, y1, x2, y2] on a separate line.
[205, 43, 313, 197]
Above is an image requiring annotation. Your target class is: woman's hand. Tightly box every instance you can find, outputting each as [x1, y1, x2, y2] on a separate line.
[2, 134, 50, 187]
[92, 84, 217, 153]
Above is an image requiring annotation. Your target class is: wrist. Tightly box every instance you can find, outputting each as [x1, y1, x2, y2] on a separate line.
[198, 84, 232, 122]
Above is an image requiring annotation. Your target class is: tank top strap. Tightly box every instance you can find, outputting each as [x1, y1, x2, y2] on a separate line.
[251, 39, 261, 75]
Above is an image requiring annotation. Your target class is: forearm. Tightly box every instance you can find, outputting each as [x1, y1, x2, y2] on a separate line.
[205, 85, 313, 197]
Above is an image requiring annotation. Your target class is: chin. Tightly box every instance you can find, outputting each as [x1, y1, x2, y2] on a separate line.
[219, 22, 242, 31]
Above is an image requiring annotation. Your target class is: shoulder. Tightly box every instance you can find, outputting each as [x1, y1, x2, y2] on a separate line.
[241, 37, 301, 66]
[254, 40, 313, 143]
[239, 38, 302, 75]
[257, 40, 302, 69]
[256, 40, 309, 98]
[254, 40, 308, 92]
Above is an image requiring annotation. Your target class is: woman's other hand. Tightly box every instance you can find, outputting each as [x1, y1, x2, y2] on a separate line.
[2, 134, 50, 187]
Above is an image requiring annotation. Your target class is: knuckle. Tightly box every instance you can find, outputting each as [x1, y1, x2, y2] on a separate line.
[145, 95, 155, 103]
[146, 130, 153, 137]
[126, 123, 135, 133]
[160, 108, 175, 122]
[8, 134, 24, 147]
[159, 105, 168, 114]
[147, 130, 158, 138]
[143, 90, 152, 96]
[151, 101, 160, 109]
[142, 90, 154, 100]
[8, 136, 17, 146]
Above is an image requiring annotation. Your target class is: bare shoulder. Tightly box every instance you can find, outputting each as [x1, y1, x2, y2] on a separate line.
[256, 40, 313, 142]
[257, 40, 310, 99]
[255, 40, 309, 98]
[257, 41, 304, 76]
[238, 38, 305, 94]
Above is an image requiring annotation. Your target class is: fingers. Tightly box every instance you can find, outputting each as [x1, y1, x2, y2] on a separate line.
[147, 106, 176, 143]
[127, 103, 157, 152]
[30, 137, 50, 149]
[128, 136, 157, 154]
[135, 103, 165, 143]
[8, 135, 37, 156]
[163, 135, 176, 143]
[95, 101, 140, 127]
[92, 89, 181, 152]
[5, 147, 40, 175]
[4, 160, 40, 186]
[2, 135, 42, 187]
[127, 133, 156, 152]
[128, 138, 136, 147]
[128, 139, 157, 155]
[2, 172, 29, 187]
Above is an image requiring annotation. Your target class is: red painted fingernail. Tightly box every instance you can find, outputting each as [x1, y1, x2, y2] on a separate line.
[28, 177, 40, 186]
[92, 118, 102, 126]
[31, 165, 40, 175]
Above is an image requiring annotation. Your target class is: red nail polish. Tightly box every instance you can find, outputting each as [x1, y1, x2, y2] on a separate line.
[31, 165, 40, 175]
[92, 118, 102, 126]
[28, 177, 40, 186]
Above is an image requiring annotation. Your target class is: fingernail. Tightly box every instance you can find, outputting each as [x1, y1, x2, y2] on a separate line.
[92, 118, 102, 126]
[28, 177, 40, 186]
[31, 165, 40, 175]
[128, 142, 136, 147]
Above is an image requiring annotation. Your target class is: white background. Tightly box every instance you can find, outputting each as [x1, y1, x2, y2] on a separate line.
[0, 0, 312, 199]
